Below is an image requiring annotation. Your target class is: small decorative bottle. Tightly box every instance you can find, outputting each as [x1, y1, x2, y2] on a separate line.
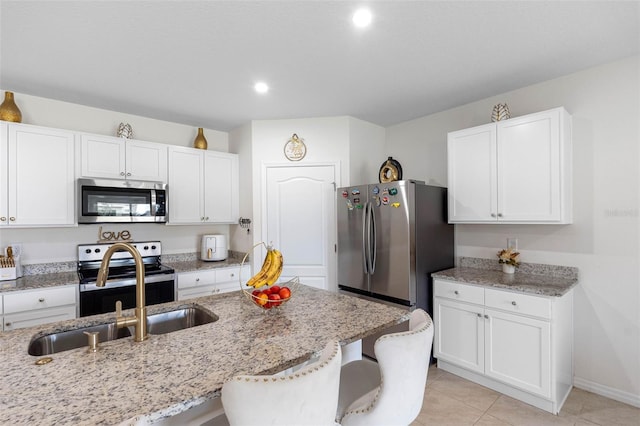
[0, 91, 22, 123]
[194, 127, 208, 150]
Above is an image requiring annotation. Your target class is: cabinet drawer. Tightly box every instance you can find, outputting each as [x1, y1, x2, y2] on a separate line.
[4, 286, 76, 314]
[215, 267, 241, 283]
[177, 270, 216, 289]
[177, 284, 218, 301]
[485, 288, 551, 319]
[434, 280, 484, 305]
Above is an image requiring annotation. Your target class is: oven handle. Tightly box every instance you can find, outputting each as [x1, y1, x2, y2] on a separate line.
[80, 273, 175, 292]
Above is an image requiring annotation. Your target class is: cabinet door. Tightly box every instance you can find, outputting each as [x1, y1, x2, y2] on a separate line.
[168, 147, 205, 224]
[434, 297, 484, 373]
[497, 109, 562, 222]
[4, 305, 76, 331]
[177, 283, 219, 301]
[203, 151, 239, 223]
[485, 308, 551, 397]
[5, 124, 76, 226]
[81, 134, 126, 179]
[126, 140, 168, 182]
[447, 123, 497, 222]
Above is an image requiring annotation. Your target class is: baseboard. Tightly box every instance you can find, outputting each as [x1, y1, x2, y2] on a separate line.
[573, 377, 640, 408]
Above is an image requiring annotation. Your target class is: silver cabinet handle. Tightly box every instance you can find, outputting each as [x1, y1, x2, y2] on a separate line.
[38, 298, 45, 302]
[477, 313, 481, 317]
[230, 273, 235, 277]
[120, 172, 125, 176]
[5, 322, 11, 327]
[511, 301, 517, 306]
[195, 278, 200, 282]
[205, 217, 209, 221]
[484, 314, 489, 319]
[9, 217, 15, 221]
[0, 217, 5, 221]
[126, 172, 131, 176]
[454, 290, 459, 295]
[491, 213, 497, 218]
[498, 213, 503, 218]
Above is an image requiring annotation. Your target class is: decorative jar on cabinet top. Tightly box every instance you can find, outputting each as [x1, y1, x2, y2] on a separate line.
[0, 91, 22, 123]
[194, 127, 208, 150]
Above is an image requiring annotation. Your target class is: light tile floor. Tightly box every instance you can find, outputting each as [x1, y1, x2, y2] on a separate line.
[411, 366, 640, 426]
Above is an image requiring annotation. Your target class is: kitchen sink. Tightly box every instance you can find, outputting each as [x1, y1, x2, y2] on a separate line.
[146, 305, 218, 335]
[28, 305, 217, 356]
[28, 322, 132, 356]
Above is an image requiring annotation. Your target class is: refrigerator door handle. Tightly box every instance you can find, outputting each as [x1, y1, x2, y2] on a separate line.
[362, 201, 369, 274]
[369, 200, 377, 274]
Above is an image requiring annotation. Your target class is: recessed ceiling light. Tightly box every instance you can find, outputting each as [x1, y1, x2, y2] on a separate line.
[352, 8, 372, 28]
[254, 82, 269, 94]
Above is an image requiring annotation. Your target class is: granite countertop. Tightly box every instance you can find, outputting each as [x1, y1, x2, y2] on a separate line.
[432, 257, 579, 297]
[0, 252, 247, 294]
[0, 285, 409, 425]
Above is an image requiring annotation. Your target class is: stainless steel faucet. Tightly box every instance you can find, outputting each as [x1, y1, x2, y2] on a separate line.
[96, 242, 148, 342]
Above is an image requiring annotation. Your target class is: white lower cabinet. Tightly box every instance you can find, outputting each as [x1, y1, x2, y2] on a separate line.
[433, 279, 573, 414]
[177, 265, 250, 301]
[3, 285, 77, 331]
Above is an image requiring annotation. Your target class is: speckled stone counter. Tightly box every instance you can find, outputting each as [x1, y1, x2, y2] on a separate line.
[0, 251, 247, 294]
[0, 271, 78, 293]
[432, 257, 578, 297]
[0, 285, 409, 425]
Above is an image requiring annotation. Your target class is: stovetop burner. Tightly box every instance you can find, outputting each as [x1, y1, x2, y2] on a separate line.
[77, 241, 174, 289]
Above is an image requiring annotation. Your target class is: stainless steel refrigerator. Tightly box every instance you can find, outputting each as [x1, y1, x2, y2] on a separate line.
[337, 180, 454, 358]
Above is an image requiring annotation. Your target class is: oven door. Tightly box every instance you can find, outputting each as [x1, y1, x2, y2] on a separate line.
[80, 279, 175, 317]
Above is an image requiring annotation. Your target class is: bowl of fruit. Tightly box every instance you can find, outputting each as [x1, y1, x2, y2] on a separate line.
[240, 243, 298, 310]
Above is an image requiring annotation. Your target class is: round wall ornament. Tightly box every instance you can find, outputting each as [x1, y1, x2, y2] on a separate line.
[284, 133, 307, 161]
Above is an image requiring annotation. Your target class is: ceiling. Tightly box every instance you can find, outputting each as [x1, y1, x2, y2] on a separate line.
[1, 1, 638, 132]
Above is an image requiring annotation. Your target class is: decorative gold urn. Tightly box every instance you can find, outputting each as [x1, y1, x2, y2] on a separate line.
[193, 127, 208, 150]
[0, 91, 22, 123]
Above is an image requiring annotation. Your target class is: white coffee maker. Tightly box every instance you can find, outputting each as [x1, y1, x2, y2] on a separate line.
[201, 234, 227, 261]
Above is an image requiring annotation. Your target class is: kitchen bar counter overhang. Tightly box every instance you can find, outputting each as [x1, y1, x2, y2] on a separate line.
[0, 285, 409, 425]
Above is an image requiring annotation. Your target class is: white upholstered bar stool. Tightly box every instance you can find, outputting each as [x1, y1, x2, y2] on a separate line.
[335, 309, 434, 426]
[221, 340, 342, 426]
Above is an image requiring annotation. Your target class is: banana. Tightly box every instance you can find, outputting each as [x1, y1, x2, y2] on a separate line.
[263, 249, 283, 286]
[246, 249, 274, 288]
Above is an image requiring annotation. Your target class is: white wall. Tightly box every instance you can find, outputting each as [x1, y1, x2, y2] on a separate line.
[347, 117, 386, 186]
[228, 122, 254, 253]
[0, 91, 232, 261]
[386, 55, 640, 406]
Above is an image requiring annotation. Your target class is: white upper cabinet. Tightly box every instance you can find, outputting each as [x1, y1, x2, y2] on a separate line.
[0, 123, 76, 227]
[80, 134, 168, 182]
[167, 146, 239, 224]
[447, 107, 572, 224]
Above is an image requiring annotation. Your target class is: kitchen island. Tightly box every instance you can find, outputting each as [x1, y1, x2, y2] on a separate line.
[0, 285, 408, 425]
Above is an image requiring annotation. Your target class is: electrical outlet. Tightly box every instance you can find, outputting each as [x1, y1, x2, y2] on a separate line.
[507, 238, 518, 250]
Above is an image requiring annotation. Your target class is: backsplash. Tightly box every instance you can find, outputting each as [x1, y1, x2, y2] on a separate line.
[458, 256, 579, 280]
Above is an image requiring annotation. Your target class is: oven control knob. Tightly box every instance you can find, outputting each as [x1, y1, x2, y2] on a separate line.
[144, 246, 149, 250]
[151, 245, 156, 250]
[85, 249, 91, 254]
[95, 248, 101, 253]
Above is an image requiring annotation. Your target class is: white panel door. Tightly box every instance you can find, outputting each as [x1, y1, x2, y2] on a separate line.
[7, 124, 76, 226]
[447, 123, 497, 222]
[81, 134, 126, 179]
[497, 110, 560, 222]
[263, 165, 337, 291]
[168, 147, 204, 224]
[485, 308, 551, 397]
[434, 297, 485, 374]
[126, 140, 168, 182]
[204, 151, 239, 223]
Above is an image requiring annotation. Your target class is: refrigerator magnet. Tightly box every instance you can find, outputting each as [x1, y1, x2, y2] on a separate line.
[392, 202, 401, 208]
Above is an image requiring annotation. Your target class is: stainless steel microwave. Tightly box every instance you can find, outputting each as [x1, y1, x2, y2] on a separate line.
[77, 178, 167, 223]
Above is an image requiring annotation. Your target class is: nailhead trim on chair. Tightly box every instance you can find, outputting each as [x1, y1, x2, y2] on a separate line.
[233, 343, 340, 383]
[340, 312, 432, 419]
